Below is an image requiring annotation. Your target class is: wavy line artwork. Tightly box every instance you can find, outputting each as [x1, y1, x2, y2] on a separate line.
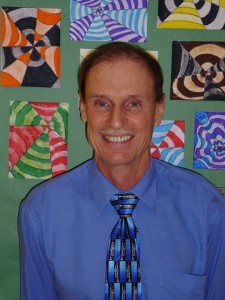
[151, 120, 185, 167]
[9, 101, 69, 179]
[193, 112, 225, 170]
[171, 41, 225, 101]
[0, 7, 61, 87]
[70, 0, 148, 42]
[157, 0, 225, 29]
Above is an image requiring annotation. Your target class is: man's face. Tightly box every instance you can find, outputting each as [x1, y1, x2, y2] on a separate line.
[80, 59, 164, 172]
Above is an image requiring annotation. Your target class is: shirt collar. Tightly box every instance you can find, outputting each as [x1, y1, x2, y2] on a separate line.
[89, 159, 157, 213]
[89, 160, 118, 212]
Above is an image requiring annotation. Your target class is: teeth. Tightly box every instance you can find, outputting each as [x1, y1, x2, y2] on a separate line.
[105, 135, 132, 143]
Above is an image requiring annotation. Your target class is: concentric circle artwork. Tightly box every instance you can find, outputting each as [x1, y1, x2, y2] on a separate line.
[194, 112, 225, 169]
[0, 7, 61, 87]
[171, 41, 225, 101]
[70, 0, 148, 42]
[157, 0, 225, 29]
[9, 101, 69, 179]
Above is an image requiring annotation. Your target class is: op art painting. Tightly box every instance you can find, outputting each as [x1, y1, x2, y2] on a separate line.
[0, 7, 61, 87]
[157, 0, 225, 29]
[9, 101, 69, 179]
[193, 112, 225, 170]
[151, 120, 185, 167]
[70, 0, 148, 42]
[171, 41, 225, 101]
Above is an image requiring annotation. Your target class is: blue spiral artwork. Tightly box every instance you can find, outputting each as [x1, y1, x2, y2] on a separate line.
[69, 0, 148, 42]
[194, 112, 225, 170]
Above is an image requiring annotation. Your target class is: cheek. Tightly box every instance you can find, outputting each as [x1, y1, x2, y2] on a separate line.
[137, 119, 155, 144]
[134, 114, 154, 131]
[86, 121, 102, 146]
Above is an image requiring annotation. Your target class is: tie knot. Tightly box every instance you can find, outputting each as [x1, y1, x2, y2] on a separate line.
[110, 193, 139, 217]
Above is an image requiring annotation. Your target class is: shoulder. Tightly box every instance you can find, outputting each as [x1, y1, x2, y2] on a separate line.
[152, 158, 224, 212]
[152, 159, 225, 238]
[20, 160, 93, 212]
[153, 158, 221, 194]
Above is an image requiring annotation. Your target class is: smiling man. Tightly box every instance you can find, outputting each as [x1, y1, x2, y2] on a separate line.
[79, 55, 164, 190]
[19, 43, 225, 300]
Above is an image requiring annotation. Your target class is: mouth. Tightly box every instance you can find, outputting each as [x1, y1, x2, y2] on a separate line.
[103, 135, 134, 143]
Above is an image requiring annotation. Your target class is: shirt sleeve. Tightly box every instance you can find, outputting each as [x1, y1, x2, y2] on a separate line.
[204, 196, 225, 299]
[19, 199, 58, 300]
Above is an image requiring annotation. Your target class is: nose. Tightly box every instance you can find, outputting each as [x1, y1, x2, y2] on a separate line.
[109, 105, 124, 129]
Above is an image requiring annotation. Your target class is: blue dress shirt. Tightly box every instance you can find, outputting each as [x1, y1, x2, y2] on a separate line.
[19, 158, 225, 299]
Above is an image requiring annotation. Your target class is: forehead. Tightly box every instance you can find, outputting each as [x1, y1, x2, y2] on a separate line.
[86, 59, 153, 84]
[85, 60, 155, 101]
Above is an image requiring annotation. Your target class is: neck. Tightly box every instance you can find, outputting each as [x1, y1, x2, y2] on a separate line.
[94, 157, 151, 191]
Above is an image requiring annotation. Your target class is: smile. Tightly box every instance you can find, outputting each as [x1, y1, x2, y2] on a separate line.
[104, 135, 133, 143]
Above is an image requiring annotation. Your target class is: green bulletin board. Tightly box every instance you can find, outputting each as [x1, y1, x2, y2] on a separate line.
[0, 0, 224, 298]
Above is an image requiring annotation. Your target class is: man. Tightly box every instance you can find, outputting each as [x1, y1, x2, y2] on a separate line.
[19, 42, 225, 299]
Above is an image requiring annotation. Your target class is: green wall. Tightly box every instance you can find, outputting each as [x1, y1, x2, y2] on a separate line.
[0, 0, 224, 299]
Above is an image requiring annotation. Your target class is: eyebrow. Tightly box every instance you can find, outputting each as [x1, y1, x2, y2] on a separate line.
[86, 94, 108, 98]
[86, 93, 144, 100]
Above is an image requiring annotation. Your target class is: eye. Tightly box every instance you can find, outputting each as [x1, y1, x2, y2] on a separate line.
[94, 99, 111, 109]
[126, 99, 142, 109]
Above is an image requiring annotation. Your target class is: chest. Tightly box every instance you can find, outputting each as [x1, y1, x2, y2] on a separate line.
[42, 205, 207, 299]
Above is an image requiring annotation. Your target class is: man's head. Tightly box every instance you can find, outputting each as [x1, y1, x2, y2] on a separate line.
[78, 42, 164, 104]
[78, 42, 165, 183]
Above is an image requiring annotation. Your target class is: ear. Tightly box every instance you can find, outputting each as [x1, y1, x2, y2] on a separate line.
[154, 95, 165, 125]
[79, 96, 87, 123]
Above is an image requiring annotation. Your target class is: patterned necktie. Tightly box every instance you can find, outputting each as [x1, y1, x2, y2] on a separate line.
[105, 193, 142, 300]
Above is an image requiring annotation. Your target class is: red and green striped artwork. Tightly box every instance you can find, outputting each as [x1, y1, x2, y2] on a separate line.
[9, 101, 69, 179]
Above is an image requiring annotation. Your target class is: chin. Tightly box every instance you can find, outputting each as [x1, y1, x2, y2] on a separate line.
[98, 154, 132, 167]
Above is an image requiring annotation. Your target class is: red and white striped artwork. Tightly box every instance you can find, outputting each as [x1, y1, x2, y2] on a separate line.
[151, 120, 185, 167]
[9, 101, 69, 179]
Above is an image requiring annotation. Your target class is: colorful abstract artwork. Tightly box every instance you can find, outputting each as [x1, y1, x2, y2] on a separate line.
[171, 41, 225, 101]
[70, 0, 148, 42]
[9, 101, 69, 179]
[193, 112, 225, 169]
[157, 0, 225, 30]
[151, 120, 185, 167]
[0, 7, 61, 87]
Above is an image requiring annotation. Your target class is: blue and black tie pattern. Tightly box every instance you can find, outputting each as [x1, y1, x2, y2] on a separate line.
[105, 194, 142, 300]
